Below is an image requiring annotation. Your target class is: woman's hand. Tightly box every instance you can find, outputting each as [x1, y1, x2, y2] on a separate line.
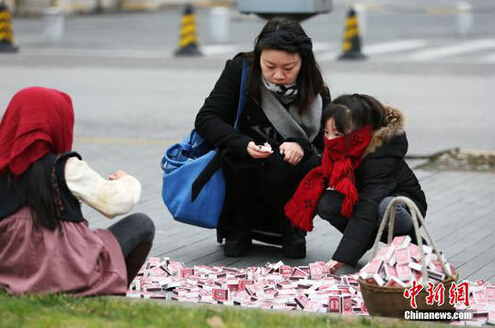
[279, 142, 304, 166]
[107, 170, 127, 180]
[326, 260, 345, 274]
[247, 141, 273, 159]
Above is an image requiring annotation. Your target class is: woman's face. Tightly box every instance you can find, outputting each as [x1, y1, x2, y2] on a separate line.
[260, 49, 302, 85]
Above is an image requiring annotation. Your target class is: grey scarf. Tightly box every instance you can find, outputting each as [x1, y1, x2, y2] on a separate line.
[260, 84, 322, 142]
[261, 76, 298, 105]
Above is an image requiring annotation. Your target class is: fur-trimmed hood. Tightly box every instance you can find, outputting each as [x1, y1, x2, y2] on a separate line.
[364, 105, 406, 156]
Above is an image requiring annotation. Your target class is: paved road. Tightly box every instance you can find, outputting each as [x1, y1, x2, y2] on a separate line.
[3, 5, 495, 154]
[1, 61, 494, 154]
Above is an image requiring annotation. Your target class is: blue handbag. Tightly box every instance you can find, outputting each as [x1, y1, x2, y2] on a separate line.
[161, 60, 248, 228]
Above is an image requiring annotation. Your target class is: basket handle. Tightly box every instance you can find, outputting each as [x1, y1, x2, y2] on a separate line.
[369, 196, 454, 285]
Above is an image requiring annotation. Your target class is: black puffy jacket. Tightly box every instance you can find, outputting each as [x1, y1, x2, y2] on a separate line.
[317, 106, 427, 265]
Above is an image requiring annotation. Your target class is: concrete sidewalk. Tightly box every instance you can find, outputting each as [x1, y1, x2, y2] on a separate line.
[79, 139, 495, 283]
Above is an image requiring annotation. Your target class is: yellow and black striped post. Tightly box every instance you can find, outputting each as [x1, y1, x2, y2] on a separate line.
[175, 4, 202, 56]
[0, 1, 19, 53]
[338, 6, 365, 60]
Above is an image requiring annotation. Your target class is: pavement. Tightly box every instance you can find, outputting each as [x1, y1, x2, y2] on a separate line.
[76, 139, 495, 283]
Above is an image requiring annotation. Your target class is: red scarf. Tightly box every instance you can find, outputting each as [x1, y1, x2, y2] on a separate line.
[284, 125, 373, 231]
[0, 87, 74, 177]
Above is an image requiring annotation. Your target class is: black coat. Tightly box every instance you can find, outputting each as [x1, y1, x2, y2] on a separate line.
[316, 106, 427, 266]
[195, 54, 331, 239]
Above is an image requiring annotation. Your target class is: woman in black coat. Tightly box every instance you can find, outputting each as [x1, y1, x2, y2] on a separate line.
[195, 18, 330, 258]
[316, 94, 427, 272]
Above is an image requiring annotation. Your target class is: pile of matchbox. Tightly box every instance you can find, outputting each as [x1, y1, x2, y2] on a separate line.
[127, 259, 366, 314]
[359, 235, 455, 287]
[457, 279, 495, 326]
[126, 237, 495, 325]
[358, 235, 495, 325]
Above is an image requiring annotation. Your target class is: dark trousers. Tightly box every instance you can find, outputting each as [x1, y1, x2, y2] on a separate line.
[317, 191, 413, 238]
[107, 212, 155, 285]
[219, 150, 319, 243]
[377, 196, 413, 235]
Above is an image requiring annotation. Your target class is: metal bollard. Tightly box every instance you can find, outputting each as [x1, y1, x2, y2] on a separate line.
[210, 6, 230, 44]
[455, 1, 473, 37]
[43, 7, 64, 43]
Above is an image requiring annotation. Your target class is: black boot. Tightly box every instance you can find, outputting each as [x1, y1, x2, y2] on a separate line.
[224, 212, 252, 257]
[224, 231, 252, 257]
[282, 219, 306, 259]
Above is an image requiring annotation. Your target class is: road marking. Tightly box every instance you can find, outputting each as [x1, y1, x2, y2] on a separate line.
[407, 39, 495, 61]
[201, 44, 239, 55]
[312, 41, 336, 52]
[14, 39, 495, 64]
[362, 39, 428, 55]
[18, 47, 172, 59]
[317, 39, 428, 61]
[75, 136, 174, 146]
[19, 45, 241, 59]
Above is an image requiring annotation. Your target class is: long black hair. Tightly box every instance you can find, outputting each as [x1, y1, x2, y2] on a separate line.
[7, 161, 60, 230]
[246, 17, 325, 113]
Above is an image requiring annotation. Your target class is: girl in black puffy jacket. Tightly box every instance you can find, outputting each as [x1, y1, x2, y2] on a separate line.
[314, 94, 427, 273]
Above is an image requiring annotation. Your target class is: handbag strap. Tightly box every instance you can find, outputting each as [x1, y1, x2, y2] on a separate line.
[191, 59, 249, 202]
[233, 59, 249, 129]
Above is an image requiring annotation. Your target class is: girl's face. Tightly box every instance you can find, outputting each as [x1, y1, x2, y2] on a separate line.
[260, 49, 302, 85]
[324, 117, 345, 140]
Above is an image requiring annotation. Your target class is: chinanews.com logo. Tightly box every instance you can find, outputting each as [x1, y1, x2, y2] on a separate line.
[403, 280, 475, 321]
[404, 310, 473, 321]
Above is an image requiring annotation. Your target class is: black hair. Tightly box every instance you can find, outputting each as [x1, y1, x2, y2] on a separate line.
[321, 103, 354, 135]
[332, 94, 385, 131]
[246, 17, 324, 114]
[8, 161, 60, 230]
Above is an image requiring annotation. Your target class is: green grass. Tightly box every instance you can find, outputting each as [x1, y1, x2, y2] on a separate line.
[0, 291, 440, 328]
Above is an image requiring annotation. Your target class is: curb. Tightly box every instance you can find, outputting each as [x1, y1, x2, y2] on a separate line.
[61, 1, 234, 14]
[407, 148, 495, 172]
[11, 0, 235, 15]
[119, 1, 235, 11]
[120, 1, 235, 11]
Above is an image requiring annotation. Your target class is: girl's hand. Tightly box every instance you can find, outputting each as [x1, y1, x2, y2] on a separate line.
[279, 142, 304, 166]
[326, 260, 345, 274]
[107, 170, 127, 180]
[247, 141, 273, 159]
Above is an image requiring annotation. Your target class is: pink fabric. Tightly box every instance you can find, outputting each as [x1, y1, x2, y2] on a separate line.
[0, 207, 126, 296]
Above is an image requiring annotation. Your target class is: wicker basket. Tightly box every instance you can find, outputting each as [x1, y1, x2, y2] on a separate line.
[358, 196, 458, 318]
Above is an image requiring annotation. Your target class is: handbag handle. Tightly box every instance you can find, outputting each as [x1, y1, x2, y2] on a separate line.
[161, 142, 193, 170]
[369, 196, 454, 285]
